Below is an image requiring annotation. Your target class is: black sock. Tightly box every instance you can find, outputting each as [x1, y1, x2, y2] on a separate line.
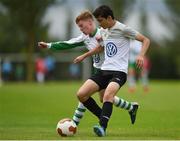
[82, 97, 102, 119]
[99, 101, 113, 130]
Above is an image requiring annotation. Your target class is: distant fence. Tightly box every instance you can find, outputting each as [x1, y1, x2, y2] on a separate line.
[0, 52, 92, 82]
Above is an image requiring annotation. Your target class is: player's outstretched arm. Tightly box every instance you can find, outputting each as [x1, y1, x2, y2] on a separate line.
[38, 35, 85, 51]
[38, 41, 85, 51]
[73, 45, 103, 63]
[135, 33, 150, 69]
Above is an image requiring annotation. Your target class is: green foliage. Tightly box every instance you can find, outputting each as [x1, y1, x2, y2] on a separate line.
[0, 0, 56, 81]
[166, 0, 180, 15]
[0, 0, 55, 53]
[0, 10, 22, 52]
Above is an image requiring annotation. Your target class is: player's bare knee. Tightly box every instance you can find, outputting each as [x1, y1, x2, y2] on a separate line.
[76, 91, 83, 101]
[76, 90, 87, 102]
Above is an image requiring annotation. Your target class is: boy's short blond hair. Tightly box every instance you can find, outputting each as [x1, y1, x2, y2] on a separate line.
[75, 11, 94, 24]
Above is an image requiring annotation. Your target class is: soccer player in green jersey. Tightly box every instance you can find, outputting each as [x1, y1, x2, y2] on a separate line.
[128, 40, 151, 93]
[38, 10, 139, 129]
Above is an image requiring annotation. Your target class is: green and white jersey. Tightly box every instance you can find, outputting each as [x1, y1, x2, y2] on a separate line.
[48, 28, 104, 69]
[129, 40, 142, 64]
[100, 21, 138, 73]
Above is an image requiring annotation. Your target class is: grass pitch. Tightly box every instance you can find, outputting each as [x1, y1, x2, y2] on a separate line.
[0, 80, 180, 140]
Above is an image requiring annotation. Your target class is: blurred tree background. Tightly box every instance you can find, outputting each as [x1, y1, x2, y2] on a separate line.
[0, 0, 56, 81]
[0, 0, 179, 81]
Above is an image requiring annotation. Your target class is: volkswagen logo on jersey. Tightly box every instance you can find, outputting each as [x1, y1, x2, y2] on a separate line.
[106, 42, 117, 57]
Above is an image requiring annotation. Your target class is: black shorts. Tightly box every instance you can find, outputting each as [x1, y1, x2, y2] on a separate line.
[89, 70, 127, 90]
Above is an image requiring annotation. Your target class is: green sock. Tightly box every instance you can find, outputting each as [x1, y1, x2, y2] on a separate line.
[113, 96, 133, 111]
[72, 102, 86, 126]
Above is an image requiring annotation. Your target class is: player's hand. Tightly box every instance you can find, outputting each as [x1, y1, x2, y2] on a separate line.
[38, 42, 48, 48]
[73, 55, 86, 63]
[136, 55, 144, 69]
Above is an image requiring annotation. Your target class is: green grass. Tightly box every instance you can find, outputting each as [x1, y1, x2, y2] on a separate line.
[0, 80, 180, 140]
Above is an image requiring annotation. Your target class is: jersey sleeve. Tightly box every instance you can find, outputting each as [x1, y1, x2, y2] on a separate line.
[48, 34, 85, 51]
[122, 26, 139, 39]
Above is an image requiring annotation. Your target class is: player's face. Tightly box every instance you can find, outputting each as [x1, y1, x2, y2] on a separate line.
[96, 16, 110, 29]
[77, 19, 93, 35]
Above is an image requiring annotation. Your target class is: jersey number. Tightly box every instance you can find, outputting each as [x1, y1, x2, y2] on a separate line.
[94, 54, 100, 63]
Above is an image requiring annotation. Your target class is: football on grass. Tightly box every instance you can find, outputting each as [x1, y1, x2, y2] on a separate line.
[56, 118, 77, 137]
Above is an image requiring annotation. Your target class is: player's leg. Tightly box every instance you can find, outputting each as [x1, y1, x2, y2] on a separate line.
[72, 102, 86, 126]
[128, 63, 136, 93]
[113, 72, 139, 124]
[141, 69, 149, 92]
[99, 90, 134, 111]
[73, 81, 100, 126]
[94, 81, 120, 137]
[94, 72, 139, 136]
[113, 96, 139, 124]
[113, 96, 133, 110]
[77, 79, 102, 120]
[72, 68, 103, 126]
[72, 83, 105, 126]
[98, 86, 138, 124]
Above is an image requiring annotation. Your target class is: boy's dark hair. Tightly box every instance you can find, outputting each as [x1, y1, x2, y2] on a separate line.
[93, 5, 114, 19]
